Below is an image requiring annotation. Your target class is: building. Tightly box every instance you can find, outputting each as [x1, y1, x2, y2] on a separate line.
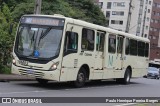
[97, 0, 152, 38]
[149, 0, 160, 60]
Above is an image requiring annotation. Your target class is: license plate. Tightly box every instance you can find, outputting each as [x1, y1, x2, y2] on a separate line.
[27, 70, 34, 74]
[18, 60, 28, 66]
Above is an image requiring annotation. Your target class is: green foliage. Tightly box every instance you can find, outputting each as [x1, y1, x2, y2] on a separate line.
[0, 3, 16, 73]
[3, 0, 107, 26]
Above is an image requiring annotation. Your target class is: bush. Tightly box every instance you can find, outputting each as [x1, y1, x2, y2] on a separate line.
[0, 65, 11, 74]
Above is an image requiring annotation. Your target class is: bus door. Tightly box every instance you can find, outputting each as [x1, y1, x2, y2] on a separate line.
[94, 31, 105, 79]
[60, 24, 79, 81]
[115, 35, 124, 71]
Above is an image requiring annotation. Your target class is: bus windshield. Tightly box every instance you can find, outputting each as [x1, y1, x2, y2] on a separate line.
[16, 25, 63, 59]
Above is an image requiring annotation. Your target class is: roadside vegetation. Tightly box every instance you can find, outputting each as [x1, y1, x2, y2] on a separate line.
[0, 0, 107, 74]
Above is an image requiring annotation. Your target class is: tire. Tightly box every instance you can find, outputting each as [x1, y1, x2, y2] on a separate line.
[36, 78, 48, 85]
[73, 67, 86, 88]
[116, 68, 131, 85]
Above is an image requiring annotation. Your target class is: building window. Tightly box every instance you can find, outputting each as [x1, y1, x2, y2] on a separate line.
[112, 11, 124, 16]
[98, 2, 103, 8]
[148, 9, 150, 13]
[155, 20, 159, 23]
[147, 17, 150, 22]
[112, 11, 116, 15]
[153, 11, 156, 15]
[139, 14, 142, 18]
[149, 35, 152, 39]
[120, 21, 123, 25]
[106, 11, 110, 17]
[113, 2, 125, 7]
[146, 26, 148, 30]
[111, 20, 115, 24]
[144, 34, 147, 38]
[153, 36, 156, 39]
[111, 20, 123, 25]
[151, 19, 154, 23]
[107, 2, 112, 9]
[150, 27, 153, 31]
[149, 1, 152, 5]
[154, 28, 158, 32]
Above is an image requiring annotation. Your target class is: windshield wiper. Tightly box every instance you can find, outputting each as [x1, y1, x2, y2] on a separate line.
[38, 27, 52, 45]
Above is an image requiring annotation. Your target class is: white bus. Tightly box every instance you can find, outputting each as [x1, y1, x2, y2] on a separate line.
[12, 14, 150, 87]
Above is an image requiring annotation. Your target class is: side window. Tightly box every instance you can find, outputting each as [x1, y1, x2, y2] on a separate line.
[138, 41, 145, 56]
[125, 38, 130, 55]
[145, 43, 149, 57]
[130, 39, 137, 56]
[117, 36, 123, 53]
[96, 32, 105, 52]
[108, 34, 116, 53]
[64, 31, 78, 53]
[81, 28, 95, 51]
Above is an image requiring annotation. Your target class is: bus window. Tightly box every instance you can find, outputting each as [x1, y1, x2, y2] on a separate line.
[130, 39, 137, 56]
[108, 34, 116, 53]
[81, 28, 95, 51]
[117, 36, 123, 54]
[96, 32, 105, 52]
[64, 31, 78, 54]
[138, 41, 145, 57]
[145, 43, 149, 57]
[125, 38, 130, 55]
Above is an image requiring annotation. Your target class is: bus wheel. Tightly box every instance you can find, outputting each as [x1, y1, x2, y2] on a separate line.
[116, 68, 131, 85]
[74, 67, 86, 88]
[36, 78, 48, 85]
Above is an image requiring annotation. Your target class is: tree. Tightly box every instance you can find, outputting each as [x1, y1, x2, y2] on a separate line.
[0, 3, 16, 72]
[4, 0, 107, 26]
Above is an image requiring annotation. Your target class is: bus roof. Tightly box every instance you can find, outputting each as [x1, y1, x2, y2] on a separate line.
[22, 14, 150, 43]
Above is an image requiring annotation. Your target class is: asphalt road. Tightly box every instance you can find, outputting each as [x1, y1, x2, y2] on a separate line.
[0, 78, 160, 106]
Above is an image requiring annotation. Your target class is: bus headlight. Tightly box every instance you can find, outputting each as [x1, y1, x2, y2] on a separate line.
[50, 62, 59, 70]
[12, 59, 16, 65]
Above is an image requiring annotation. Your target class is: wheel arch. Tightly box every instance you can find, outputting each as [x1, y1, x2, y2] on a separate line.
[80, 64, 90, 80]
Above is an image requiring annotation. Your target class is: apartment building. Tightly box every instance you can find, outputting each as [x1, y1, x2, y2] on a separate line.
[98, 0, 152, 38]
[149, 0, 160, 60]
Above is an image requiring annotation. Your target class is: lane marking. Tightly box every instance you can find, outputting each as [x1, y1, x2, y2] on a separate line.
[114, 103, 137, 106]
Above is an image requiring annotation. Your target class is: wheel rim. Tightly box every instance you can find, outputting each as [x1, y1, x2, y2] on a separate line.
[78, 73, 84, 83]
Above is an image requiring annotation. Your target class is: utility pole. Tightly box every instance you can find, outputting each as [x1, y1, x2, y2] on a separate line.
[34, 0, 42, 14]
[126, 0, 133, 33]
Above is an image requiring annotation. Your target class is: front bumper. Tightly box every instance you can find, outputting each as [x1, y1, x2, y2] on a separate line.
[11, 64, 60, 81]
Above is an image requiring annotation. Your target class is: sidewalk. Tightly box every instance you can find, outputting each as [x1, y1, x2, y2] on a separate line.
[0, 74, 35, 82]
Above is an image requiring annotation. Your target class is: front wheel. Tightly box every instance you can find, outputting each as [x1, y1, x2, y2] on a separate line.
[73, 67, 86, 88]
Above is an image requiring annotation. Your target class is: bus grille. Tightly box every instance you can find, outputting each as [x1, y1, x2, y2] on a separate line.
[19, 69, 44, 78]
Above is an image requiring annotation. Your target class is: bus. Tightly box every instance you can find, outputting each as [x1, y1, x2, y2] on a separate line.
[12, 14, 150, 87]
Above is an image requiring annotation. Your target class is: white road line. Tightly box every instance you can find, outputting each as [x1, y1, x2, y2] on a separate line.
[114, 103, 137, 106]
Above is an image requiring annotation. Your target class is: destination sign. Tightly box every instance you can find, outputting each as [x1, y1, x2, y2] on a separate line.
[20, 16, 65, 26]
